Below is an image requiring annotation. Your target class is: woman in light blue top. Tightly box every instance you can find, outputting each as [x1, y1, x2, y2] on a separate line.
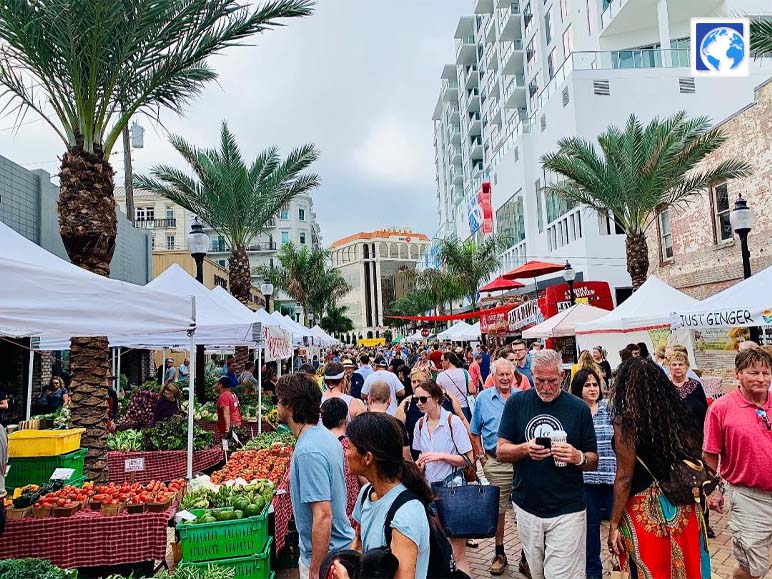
[571, 368, 616, 579]
[332, 412, 431, 579]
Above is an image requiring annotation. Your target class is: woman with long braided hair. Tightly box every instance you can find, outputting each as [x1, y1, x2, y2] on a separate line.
[607, 358, 711, 578]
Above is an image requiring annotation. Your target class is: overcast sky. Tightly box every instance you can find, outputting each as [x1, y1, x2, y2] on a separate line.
[0, 0, 470, 245]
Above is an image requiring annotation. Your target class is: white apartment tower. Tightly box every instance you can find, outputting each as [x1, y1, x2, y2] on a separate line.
[433, 0, 772, 303]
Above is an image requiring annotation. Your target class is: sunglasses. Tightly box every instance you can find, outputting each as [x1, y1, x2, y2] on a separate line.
[757, 408, 771, 431]
[415, 396, 431, 404]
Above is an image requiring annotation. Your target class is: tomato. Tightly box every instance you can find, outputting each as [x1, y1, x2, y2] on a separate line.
[56, 498, 66, 506]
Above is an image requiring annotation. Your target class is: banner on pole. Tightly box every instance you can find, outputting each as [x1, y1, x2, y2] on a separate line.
[263, 326, 293, 361]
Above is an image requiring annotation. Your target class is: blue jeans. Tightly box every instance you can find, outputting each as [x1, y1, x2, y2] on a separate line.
[585, 483, 614, 576]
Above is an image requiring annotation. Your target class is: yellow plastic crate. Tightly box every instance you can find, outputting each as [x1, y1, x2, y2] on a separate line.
[8, 429, 86, 458]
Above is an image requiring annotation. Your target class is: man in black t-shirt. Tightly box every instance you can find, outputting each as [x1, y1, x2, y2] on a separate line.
[497, 349, 598, 579]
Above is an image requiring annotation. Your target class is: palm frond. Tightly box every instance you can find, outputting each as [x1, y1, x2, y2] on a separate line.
[751, 18, 772, 57]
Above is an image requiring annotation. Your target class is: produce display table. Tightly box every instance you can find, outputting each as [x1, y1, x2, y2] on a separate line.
[0, 504, 175, 568]
[272, 468, 292, 552]
[107, 447, 224, 484]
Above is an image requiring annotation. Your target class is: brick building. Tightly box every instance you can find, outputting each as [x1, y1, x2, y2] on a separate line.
[647, 78, 772, 299]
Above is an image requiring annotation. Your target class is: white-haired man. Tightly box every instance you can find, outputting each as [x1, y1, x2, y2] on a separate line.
[470, 357, 530, 576]
[497, 349, 598, 579]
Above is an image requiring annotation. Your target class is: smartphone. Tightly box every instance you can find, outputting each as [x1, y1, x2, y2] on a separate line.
[535, 436, 552, 449]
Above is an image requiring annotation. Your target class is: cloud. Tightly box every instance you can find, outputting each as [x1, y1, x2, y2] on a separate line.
[354, 116, 434, 187]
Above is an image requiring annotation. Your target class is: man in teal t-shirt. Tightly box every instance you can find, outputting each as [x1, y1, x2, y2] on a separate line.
[277, 372, 354, 579]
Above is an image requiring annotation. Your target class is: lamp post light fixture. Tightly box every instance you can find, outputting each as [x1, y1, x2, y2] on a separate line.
[730, 194, 759, 342]
[562, 260, 576, 306]
[261, 278, 274, 314]
[187, 217, 210, 403]
[295, 301, 303, 324]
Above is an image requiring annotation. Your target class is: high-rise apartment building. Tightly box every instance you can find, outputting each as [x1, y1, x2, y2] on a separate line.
[433, 0, 772, 304]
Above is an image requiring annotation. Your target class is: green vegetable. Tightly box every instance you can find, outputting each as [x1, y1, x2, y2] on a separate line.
[106, 429, 144, 451]
[148, 415, 213, 451]
[242, 431, 295, 450]
[0, 558, 78, 579]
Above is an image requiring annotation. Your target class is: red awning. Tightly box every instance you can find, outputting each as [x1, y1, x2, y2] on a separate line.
[501, 260, 565, 280]
[384, 303, 516, 322]
[479, 276, 525, 292]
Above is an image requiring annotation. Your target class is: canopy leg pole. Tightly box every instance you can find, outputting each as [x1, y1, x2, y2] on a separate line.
[187, 337, 195, 481]
[116, 347, 122, 397]
[25, 348, 34, 420]
[257, 347, 262, 434]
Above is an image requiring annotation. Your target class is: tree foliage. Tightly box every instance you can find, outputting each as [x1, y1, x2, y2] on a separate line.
[320, 304, 354, 335]
[751, 18, 772, 57]
[541, 112, 750, 288]
[436, 236, 508, 308]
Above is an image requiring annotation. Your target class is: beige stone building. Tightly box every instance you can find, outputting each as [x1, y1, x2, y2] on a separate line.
[114, 186, 195, 252]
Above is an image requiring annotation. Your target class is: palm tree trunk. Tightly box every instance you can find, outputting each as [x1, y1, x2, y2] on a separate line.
[625, 232, 650, 291]
[229, 245, 252, 372]
[58, 144, 117, 482]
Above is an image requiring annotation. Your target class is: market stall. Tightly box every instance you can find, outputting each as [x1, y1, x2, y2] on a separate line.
[523, 303, 610, 339]
[576, 275, 698, 366]
[437, 321, 473, 341]
[310, 324, 339, 347]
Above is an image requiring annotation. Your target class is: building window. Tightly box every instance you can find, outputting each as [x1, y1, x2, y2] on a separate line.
[560, 0, 569, 21]
[526, 38, 537, 73]
[586, 0, 595, 35]
[299, 232, 306, 245]
[166, 235, 175, 250]
[562, 26, 573, 60]
[658, 209, 673, 260]
[165, 206, 174, 220]
[135, 206, 154, 221]
[535, 179, 544, 233]
[298, 208, 306, 221]
[495, 191, 526, 246]
[281, 231, 289, 245]
[547, 48, 556, 79]
[712, 182, 733, 243]
[279, 206, 289, 220]
[151, 236, 155, 250]
[545, 9, 553, 45]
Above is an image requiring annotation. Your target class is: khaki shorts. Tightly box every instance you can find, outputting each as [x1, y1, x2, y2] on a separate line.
[728, 484, 772, 578]
[483, 455, 513, 514]
[515, 504, 586, 579]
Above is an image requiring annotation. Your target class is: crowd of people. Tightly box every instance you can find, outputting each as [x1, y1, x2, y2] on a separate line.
[272, 338, 772, 579]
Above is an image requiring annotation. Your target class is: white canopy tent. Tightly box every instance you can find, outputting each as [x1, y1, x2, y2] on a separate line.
[310, 325, 339, 346]
[270, 311, 313, 345]
[437, 321, 473, 341]
[523, 303, 610, 339]
[405, 330, 426, 343]
[455, 321, 481, 342]
[576, 276, 699, 366]
[209, 286, 279, 329]
[670, 265, 772, 331]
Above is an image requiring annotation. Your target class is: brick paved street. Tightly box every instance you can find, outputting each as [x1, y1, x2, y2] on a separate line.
[275, 504, 772, 579]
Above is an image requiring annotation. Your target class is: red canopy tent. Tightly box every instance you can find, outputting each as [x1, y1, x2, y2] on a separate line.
[501, 260, 565, 280]
[479, 276, 525, 293]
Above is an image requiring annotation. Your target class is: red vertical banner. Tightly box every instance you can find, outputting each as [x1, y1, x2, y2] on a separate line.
[479, 182, 493, 237]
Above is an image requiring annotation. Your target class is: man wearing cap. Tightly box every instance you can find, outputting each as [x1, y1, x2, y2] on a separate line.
[322, 362, 365, 423]
[350, 354, 372, 400]
[361, 356, 404, 415]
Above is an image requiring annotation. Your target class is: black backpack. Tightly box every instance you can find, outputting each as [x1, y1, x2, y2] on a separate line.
[362, 484, 470, 579]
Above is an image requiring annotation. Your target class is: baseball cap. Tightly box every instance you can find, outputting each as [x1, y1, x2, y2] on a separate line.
[374, 357, 388, 367]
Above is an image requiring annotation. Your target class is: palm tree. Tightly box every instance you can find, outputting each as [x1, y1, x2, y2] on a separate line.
[135, 122, 320, 306]
[320, 304, 354, 336]
[308, 268, 350, 325]
[0, 0, 314, 480]
[415, 268, 465, 315]
[436, 236, 508, 308]
[751, 18, 772, 56]
[541, 112, 750, 289]
[259, 243, 332, 325]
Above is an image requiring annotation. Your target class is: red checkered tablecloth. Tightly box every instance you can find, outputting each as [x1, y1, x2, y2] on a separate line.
[272, 468, 293, 552]
[107, 447, 224, 484]
[0, 504, 175, 568]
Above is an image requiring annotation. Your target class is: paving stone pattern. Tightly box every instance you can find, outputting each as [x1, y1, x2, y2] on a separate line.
[274, 505, 771, 579]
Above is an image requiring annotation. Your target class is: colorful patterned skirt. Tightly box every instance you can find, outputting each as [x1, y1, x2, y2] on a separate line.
[620, 486, 711, 579]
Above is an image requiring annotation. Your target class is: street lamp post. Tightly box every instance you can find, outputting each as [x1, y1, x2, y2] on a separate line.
[730, 194, 759, 342]
[188, 218, 210, 403]
[261, 279, 274, 314]
[562, 261, 576, 306]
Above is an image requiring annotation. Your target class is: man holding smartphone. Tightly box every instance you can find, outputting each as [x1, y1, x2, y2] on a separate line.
[497, 349, 598, 579]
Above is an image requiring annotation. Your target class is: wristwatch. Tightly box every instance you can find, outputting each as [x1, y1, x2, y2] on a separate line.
[577, 451, 587, 466]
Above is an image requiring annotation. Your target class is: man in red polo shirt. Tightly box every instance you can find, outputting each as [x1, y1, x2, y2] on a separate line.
[428, 343, 444, 369]
[704, 348, 772, 579]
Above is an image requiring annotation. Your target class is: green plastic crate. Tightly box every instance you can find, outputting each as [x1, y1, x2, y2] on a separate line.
[177, 506, 270, 562]
[6, 448, 87, 490]
[179, 538, 273, 579]
[68, 475, 88, 488]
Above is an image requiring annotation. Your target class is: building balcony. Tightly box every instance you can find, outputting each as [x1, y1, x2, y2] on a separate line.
[572, 48, 691, 70]
[468, 111, 482, 135]
[465, 87, 481, 113]
[442, 79, 459, 102]
[133, 218, 176, 229]
[470, 136, 483, 160]
[464, 64, 480, 89]
[498, 2, 522, 40]
[456, 35, 477, 65]
[484, 45, 498, 71]
[210, 241, 278, 253]
[484, 14, 496, 41]
[501, 38, 524, 74]
[474, 0, 494, 14]
[502, 73, 526, 108]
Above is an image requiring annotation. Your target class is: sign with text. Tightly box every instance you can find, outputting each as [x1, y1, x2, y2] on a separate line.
[263, 326, 293, 361]
[467, 182, 493, 237]
[480, 305, 515, 335]
[508, 300, 545, 332]
[124, 457, 146, 473]
[671, 307, 772, 330]
[50, 468, 75, 480]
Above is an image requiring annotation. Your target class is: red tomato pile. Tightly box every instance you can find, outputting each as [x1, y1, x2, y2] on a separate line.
[34, 479, 185, 511]
[210, 445, 291, 485]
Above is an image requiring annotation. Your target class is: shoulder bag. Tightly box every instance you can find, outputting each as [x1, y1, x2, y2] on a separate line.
[637, 455, 719, 506]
